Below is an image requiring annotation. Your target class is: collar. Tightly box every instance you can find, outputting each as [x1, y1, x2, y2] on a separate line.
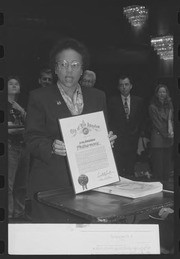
[121, 94, 130, 101]
[57, 82, 82, 98]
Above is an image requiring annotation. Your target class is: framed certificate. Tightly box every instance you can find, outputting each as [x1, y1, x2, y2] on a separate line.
[59, 111, 119, 194]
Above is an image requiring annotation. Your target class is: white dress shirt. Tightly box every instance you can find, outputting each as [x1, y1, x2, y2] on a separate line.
[121, 95, 131, 114]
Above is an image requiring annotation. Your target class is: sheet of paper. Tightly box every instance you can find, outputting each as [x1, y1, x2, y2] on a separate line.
[8, 224, 160, 254]
[59, 111, 119, 193]
[93, 176, 163, 198]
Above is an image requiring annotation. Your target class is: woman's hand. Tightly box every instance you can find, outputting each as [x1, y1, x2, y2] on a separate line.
[168, 120, 174, 138]
[52, 139, 67, 156]
[12, 101, 26, 117]
[108, 131, 117, 148]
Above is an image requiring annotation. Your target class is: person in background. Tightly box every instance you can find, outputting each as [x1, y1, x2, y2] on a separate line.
[149, 84, 173, 182]
[25, 38, 116, 223]
[80, 70, 96, 87]
[8, 76, 29, 219]
[108, 75, 144, 178]
[38, 67, 53, 87]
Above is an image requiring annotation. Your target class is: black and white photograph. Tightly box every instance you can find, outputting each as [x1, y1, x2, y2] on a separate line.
[3, 0, 179, 255]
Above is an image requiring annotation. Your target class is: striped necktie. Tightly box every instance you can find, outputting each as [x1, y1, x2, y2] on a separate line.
[124, 97, 129, 119]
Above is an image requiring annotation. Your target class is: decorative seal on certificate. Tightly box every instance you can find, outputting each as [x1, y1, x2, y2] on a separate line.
[82, 127, 89, 135]
[78, 174, 89, 190]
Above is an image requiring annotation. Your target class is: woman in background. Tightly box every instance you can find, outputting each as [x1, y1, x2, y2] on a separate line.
[8, 76, 29, 219]
[149, 84, 173, 182]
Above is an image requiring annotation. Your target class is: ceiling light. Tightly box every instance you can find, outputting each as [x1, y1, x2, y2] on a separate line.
[151, 35, 173, 60]
[123, 5, 148, 27]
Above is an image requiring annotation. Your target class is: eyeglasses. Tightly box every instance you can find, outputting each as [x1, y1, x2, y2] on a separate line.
[56, 60, 82, 71]
[41, 77, 52, 82]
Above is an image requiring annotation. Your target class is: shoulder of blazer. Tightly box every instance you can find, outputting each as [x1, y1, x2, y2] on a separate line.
[131, 96, 143, 111]
[29, 84, 58, 100]
[131, 95, 143, 102]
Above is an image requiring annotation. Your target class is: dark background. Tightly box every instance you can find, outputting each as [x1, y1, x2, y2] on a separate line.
[5, 0, 176, 106]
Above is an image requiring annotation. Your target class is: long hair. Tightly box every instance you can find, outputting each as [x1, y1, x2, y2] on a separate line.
[151, 84, 173, 110]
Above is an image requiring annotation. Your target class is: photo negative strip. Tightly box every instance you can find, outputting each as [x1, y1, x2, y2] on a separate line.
[1, 0, 180, 256]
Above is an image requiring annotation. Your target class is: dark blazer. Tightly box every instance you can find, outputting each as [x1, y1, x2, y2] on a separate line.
[25, 84, 107, 197]
[149, 103, 173, 148]
[108, 94, 144, 149]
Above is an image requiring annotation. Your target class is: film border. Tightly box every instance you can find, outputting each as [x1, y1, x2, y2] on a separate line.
[0, 0, 180, 257]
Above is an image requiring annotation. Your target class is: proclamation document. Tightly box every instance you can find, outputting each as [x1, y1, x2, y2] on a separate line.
[59, 111, 119, 194]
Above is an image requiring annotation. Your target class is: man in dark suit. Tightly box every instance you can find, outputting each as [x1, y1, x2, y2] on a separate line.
[108, 75, 144, 177]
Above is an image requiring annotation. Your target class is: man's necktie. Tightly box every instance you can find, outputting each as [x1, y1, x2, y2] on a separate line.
[124, 97, 129, 119]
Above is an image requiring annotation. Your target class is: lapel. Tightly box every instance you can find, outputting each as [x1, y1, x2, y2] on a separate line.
[81, 87, 89, 114]
[51, 84, 72, 118]
[129, 96, 136, 119]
